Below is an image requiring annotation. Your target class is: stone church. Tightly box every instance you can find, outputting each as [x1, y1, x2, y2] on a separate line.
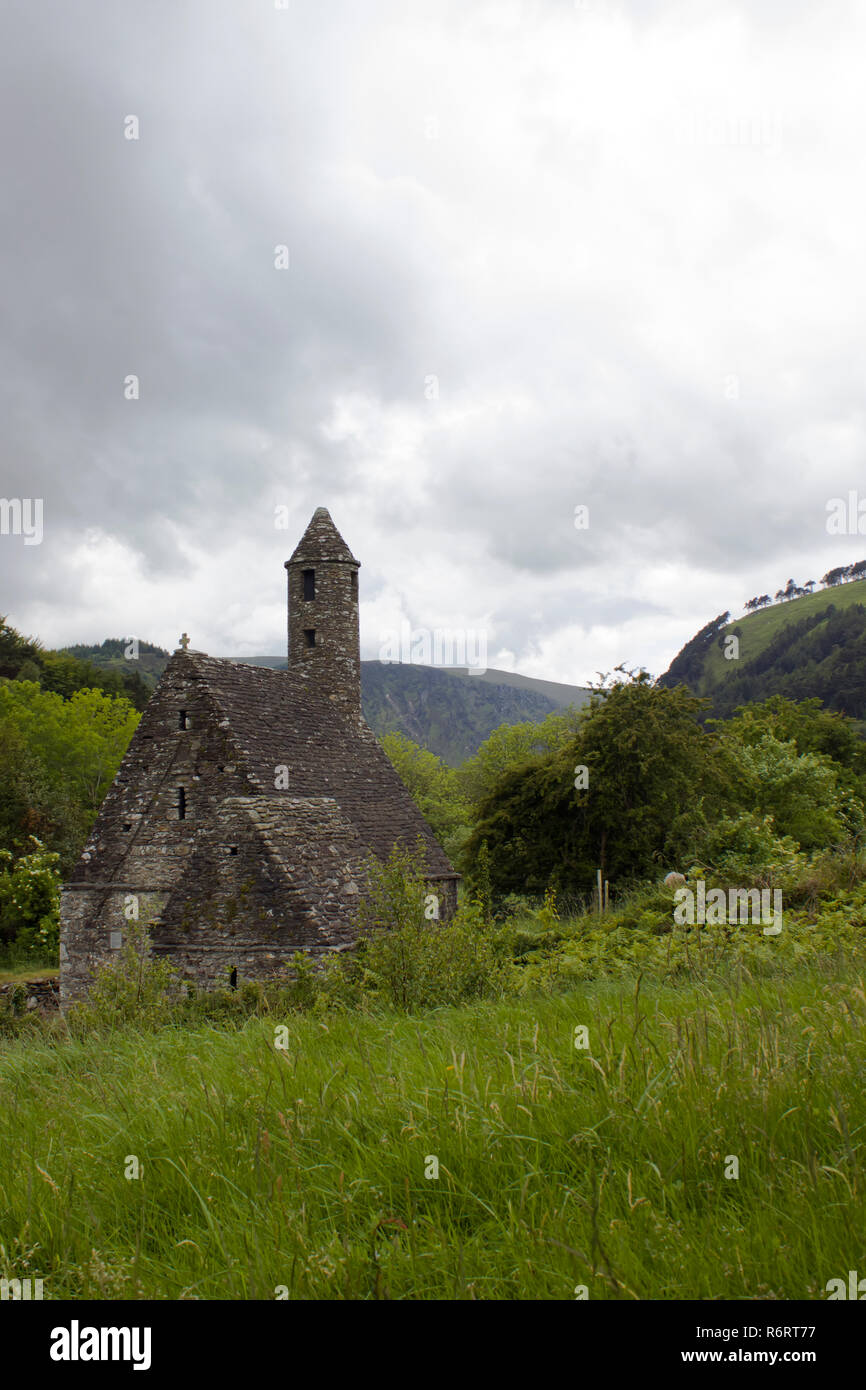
[59, 508, 460, 1004]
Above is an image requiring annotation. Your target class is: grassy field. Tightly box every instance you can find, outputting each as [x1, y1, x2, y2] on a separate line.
[1, 959, 864, 1300]
[701, 577, 866, 691]
[0, 965, 58, 985]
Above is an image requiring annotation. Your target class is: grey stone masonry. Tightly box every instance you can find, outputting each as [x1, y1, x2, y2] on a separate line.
[59, 507, 461, 1005]
[285, 506, 361, 721]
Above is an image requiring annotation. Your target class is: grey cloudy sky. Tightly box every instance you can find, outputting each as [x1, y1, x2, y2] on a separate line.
[2, 0, 865, 684]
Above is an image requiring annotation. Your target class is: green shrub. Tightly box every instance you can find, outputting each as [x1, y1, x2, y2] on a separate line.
[0, 837, 61, 962]
[308, 844, 512, 1013]
[693, 810, 805, 887]
[68, 920, 180, 1032]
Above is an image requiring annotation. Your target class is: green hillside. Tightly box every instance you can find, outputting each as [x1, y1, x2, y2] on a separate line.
[701, 578, 866, 689]
[660, 579, 866, 722]
[434, 665, 589, 711]
[359, 662, 576, 764]
[61, 639, 169, 694]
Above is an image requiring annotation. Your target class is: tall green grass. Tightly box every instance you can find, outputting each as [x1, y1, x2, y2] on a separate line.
[1, 963, 863, 1300]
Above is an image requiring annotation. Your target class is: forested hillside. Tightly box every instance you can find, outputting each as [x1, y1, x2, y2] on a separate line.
[2, 622, 155, 711]
[659, 574, 866, 722]
[61, 638, 170, 700]
[361, 661, 565, 764]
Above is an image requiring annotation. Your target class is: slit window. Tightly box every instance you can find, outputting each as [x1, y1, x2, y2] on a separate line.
[179, 710, 189, 730]
[229, 967, 238, 989]
[350, 571, 358, 601]
[302, 568, 316, 601]
[177, 786, 186, 820]
[303, 628, 316, 649]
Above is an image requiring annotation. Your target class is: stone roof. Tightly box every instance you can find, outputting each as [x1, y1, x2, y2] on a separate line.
[287, 507, 360, 567]
[179, 651, 456, 878]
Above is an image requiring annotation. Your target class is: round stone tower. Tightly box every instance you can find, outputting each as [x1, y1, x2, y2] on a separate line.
[284, 507, 361, 717]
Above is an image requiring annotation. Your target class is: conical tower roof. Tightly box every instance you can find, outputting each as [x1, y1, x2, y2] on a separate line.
[287, 507, 360, 566]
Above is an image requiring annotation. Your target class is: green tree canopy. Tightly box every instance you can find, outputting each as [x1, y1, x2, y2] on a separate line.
[380, 732, 470, 859]
[463, 670, 725, 900]
[456, 708, 584, 809]
[0, 681, 139, 872]
[712, 695, 866, 775]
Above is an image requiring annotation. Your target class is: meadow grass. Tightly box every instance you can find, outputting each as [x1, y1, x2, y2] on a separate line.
[1, 960, 864, 1300]
[0, 966, 58, 986]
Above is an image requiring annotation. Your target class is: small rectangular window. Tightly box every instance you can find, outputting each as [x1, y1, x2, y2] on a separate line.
[303, 628, 316, 649]
[178, 786, 186, 820]
[179, 710, 189, 730]
[302, 568, 316, 601]
[227, 846, 238, 856]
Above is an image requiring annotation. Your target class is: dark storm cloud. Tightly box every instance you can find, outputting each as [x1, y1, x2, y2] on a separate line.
[1, 0, 863, 684]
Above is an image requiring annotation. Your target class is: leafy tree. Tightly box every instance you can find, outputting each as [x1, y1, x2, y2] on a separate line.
[468, 839, 494, 925]
[0, 719, 90, 871]
[0, 618, 42, 679]
[0, 682, 139, 871]
[821, 567, 847, 588]
[0, 682, 139, 813]
[463, 670, 727, 900]
[714, 695, 866, 776]
[456, 708, 583, 808]
[726, 734, 856, 851]
[0, 617, 152, 711]
[380, 732, 470, 858]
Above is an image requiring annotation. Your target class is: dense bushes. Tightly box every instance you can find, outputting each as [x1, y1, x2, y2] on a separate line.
[460, 676, 866, 908]
[462, 671, 724, 901]
[8, 833, 866, 1044]
[0, 680, 139, 878]
[0, 837, 61, 962]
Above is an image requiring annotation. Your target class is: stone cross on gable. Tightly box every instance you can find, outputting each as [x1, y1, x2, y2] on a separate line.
[179, 633, 190, 651]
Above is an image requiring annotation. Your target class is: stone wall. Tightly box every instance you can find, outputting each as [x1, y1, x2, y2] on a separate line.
[0, 978, 59, 1014]
[59, 656, 253, 1003]
[149, 796, 370, 989]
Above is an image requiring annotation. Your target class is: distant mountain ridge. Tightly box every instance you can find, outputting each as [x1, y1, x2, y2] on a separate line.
[360, 662, 589, 764]
[57, 642, 590, 764]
